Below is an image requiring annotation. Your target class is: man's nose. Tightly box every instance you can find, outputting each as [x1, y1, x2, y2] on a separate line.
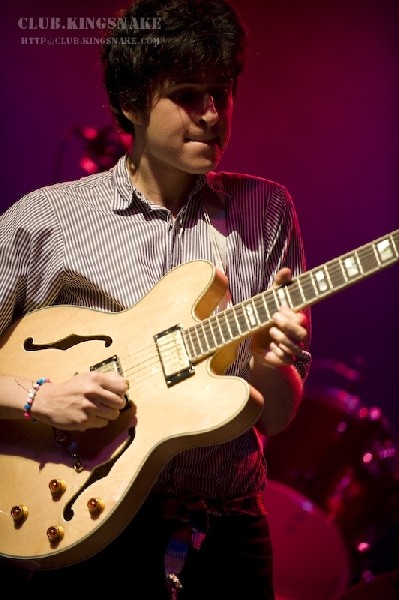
[204, 93, 217, 112]
[199, 93, 218, 124]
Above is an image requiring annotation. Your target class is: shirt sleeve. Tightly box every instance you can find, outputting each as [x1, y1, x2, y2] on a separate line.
[264, 184, 312, 381]
[0, 192, 64, 337]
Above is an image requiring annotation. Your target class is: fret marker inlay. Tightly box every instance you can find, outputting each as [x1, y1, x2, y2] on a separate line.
[377, 239, 394, 261]
[244, 305, 257, 327]
[277, 288, 288, 306]
[343, 256, 359, 278]
[314, 269, 329, 292]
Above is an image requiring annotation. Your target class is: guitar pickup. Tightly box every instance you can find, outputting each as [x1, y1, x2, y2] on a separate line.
[154, 325, 194, 387]
[90, 355, 131, 407]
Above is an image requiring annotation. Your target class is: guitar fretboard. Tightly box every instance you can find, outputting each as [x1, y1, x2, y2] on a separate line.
[184, 229, 399, 362]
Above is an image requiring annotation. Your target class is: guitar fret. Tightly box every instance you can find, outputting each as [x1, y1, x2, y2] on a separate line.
[342, 252, 362, 279]
[285, 286, 294, 307]
[198, 321, 212, 354]
[297, 273, 313, 303]
[328, 259, 346, 289]
[298, 271, 317, 303]
[209, 314, 224, 346]
[272, 289, 282, 310]
[244, 299, 260, 330]
[234, 304, 250, 334]
[359, 244, 379, 272]
[226, 308, 241, 338]
[183, 230, 398, 364]
[192, 323, 205, 355]
[215, 313, 230, 344]
[218, 311, 232, 341]
[204, 316, 218, 348]
[276, 286, 292, 307]
[312, 265, 332, 295]
[286, 280, 305, 308]
[338, 257, 349, 283]
[188, 326, 202, 356]
[265, 290, 279, 316]
[254, 294, 271, 323]
[390, 234, 399, 258]
[184, 330, 195, 357]
[374, 237, 396, 265]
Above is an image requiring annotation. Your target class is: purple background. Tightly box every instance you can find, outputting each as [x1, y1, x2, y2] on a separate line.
[2, 0, 399, 431]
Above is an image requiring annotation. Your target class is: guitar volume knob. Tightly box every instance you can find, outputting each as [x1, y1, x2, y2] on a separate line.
[87, 497, 105, 516]
[10, 504, 28, 523]
[49, 478, 67, 498]
[46, 525, 65, 543]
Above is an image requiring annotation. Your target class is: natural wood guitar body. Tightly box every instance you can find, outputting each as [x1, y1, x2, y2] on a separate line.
[0, 260, 259, 569]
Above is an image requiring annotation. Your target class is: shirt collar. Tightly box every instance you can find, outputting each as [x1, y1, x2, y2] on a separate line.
[110, 153, 229, 212]
[110, 154, 134, 211]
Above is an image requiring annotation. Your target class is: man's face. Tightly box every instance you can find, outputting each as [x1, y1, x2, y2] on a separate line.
[134, 75, 234, 175]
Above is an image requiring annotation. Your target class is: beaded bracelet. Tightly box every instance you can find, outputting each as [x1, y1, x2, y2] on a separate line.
[24, 377, 50, 422]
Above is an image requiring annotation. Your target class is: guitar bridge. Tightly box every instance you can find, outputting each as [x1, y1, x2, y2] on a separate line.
[154, 325, 194, 387]
[90, 355, 131, 407]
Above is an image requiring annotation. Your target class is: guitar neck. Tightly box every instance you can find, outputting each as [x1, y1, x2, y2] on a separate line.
[184, 229, 399, 361]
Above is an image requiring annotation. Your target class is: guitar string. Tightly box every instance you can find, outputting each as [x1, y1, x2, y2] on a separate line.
[101, 242, 397, 389]
[115, 202, 231, 388]
[119, 227, 396, 384]
[118, 242, 393, 371]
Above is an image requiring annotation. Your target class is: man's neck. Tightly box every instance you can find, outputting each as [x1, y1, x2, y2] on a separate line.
[126, 155, 198, 215]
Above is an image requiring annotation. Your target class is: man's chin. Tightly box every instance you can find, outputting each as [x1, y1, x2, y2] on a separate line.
[184, 156, 222, 174]
[186, 165, 218, 175]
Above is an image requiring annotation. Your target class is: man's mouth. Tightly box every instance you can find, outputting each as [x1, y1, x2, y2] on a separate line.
[185, 136, 219, 144]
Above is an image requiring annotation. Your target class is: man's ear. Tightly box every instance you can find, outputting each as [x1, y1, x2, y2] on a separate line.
[122, 107, 142, 126]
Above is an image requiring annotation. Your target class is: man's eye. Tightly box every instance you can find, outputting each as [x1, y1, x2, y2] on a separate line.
[168, 86, 232, 107]
[170, 90, 199, 105]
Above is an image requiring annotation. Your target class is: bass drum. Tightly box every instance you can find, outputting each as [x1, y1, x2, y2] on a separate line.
[264, 480, 351, 600]
[264, 388, 399, 545]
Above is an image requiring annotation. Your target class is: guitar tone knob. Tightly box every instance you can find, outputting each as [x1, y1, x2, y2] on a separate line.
[10, 504, 28, 523]
[49, 478, 67, 498]
[87, 497, 105, 516]
[46, 525, 65, 543]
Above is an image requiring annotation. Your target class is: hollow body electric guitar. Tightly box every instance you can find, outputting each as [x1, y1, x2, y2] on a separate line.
[0, 230, 398, 570]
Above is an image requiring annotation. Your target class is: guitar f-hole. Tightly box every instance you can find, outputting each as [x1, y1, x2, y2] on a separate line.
[23, 333, 112, 351]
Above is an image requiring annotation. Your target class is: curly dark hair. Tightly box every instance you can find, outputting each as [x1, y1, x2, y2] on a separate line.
[101, 0, 248, 134]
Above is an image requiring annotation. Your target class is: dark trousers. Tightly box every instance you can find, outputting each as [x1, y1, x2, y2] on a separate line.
[1, 512, 275, 599]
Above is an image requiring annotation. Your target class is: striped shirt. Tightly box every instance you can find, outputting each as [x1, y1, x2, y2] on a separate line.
[0, 154, 311, 499]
